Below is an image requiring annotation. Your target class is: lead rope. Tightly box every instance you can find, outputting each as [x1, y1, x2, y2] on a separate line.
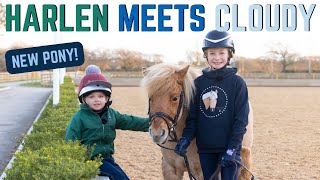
[156, 143, 196, 180]
[182, 154, 197, 180]
[209, 160, 254, 180]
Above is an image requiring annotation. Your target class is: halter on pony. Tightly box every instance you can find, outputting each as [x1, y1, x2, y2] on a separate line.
[147, 90, 196, 180]
[148, 91, 184, 142]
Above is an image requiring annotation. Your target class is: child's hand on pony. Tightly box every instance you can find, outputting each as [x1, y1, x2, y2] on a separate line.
[174, 137, 190, 156]
[221, 149, 236, 167]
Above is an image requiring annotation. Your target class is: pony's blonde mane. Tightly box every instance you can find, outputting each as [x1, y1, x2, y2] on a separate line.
[141, 63, 199, 108]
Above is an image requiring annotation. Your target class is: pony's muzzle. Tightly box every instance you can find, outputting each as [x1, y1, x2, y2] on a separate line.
[149, 127, 167, 144]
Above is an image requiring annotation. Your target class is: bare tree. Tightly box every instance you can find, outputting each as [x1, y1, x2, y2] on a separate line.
[0, 3, 5, 30]
[267, 42, 299, 72]
[151, 54, 164, 64]
[115, 49, 150, 71]
[0, 3, 5, 67]
[185, 50, 204, 66]
[0, 48, 6, 71]
[299, 56, 320, 74]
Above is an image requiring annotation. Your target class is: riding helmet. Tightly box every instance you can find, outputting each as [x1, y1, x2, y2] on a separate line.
[202, 30, 235, 54]
[78, 73, 112, 103]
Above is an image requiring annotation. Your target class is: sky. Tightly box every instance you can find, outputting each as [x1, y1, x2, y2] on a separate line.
[1, 0, 319, 63]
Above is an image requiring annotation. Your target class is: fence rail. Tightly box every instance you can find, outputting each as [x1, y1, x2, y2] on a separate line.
[103, 71, 320, 80]
[1, 72, 320, 85]
[105, 71, 320, 79]
[0, 72, 40, 82]
[0, 72, 54, 87]
[104, 71, 143, 78]
[239, 73, 320, 79]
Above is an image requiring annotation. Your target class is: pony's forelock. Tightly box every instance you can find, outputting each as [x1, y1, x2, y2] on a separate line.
[140, 63, 199, 108]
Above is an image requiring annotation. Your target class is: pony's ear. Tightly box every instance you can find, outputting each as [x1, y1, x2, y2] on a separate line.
[142, 67, 148, 76]
[176, 65, 190, 84]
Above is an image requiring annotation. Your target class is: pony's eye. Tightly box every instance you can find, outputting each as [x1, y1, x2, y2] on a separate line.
[172, 97, 178, 101]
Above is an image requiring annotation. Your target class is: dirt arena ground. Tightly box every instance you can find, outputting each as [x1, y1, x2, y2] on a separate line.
[111, 87, 320, 180]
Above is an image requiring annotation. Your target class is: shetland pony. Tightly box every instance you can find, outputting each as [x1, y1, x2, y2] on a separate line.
[141, 64, 253, 180]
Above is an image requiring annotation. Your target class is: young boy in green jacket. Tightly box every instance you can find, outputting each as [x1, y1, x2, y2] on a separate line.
[65, 72, 149, 180]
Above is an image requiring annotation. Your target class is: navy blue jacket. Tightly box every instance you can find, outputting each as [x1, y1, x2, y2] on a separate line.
[182, 67, 249, 153]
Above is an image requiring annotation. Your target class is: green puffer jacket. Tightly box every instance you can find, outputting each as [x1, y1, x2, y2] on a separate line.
[65, 104, 149, 159]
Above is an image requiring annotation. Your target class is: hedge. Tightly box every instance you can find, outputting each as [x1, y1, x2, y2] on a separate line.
[4, 76, 101, 180]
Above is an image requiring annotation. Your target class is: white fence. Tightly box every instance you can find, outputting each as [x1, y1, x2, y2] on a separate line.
[239, 72, 320, 79]
[0, 72, 40, 82]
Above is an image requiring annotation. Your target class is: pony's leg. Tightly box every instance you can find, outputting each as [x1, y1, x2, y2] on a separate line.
[238, 147, 252, 180]
[190, 162, 204, 180]
[192, 168, 204, 180]
[162, 158, 184, 180]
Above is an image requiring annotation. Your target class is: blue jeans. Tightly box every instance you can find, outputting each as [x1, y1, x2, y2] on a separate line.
[99, 158, 129, 180]
[199, 152, 241, 180]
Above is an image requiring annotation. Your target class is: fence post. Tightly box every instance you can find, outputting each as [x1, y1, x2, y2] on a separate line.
[53, 23, 62, 105]
[308, 57, 312, 74]
[59, 68, 65, 84]
[53, 69, 60, 105]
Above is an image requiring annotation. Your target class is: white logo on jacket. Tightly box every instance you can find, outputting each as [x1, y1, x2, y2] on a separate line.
[202, 90, 218, 112]
[200, 86, 228, 118]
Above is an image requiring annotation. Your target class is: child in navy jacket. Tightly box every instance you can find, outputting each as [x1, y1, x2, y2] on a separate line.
[175, 30, 249, 180]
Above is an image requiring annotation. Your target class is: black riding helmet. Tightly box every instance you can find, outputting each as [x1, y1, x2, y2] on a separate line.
[202, 30, 235, 54]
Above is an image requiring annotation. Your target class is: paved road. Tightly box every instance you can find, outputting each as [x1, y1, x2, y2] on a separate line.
[0, 81, 52, 174]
